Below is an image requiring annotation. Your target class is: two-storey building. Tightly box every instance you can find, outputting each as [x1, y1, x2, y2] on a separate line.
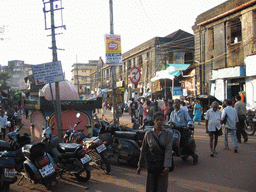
[193, 0, 256, 108]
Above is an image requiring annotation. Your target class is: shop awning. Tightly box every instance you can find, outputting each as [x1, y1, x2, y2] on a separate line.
[151, 70, 175, 82]
[166, 64, 191, 77]
[151, 64, 191, 82]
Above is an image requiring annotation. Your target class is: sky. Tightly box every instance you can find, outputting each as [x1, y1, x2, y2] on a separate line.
[0, 0, 227, 81]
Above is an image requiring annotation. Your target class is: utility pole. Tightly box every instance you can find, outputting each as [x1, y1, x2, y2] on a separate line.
[43, 0, 65, 142]
[109, 0, 118, 125]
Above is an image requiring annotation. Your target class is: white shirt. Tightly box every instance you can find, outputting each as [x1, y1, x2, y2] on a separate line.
[205, 108, 222, 131]
[222, 106, 239, 129]
[0, 115, 8, 129]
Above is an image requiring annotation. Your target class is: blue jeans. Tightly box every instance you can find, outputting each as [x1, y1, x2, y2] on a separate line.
[224, 128, 238, 149]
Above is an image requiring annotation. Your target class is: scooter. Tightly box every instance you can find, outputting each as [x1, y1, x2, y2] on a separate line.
[0, 141, 17, 192]
[42, 121, 92, 182]
[167, 122, 197, 163]
[7, 124, 58, 189]
[21, 142, 58, 189]
[8, 124, 31, 172]
[98, 123, 142, 166]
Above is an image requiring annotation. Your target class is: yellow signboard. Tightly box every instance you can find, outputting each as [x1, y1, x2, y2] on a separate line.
[105, 34, 122, 66]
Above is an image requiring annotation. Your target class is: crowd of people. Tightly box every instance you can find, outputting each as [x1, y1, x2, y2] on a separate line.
[125, 97, 200, 125]
[130, 95, 247, 192]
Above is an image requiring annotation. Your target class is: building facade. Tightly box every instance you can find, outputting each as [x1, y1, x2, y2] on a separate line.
[122, 29, 194, 101]
[193, 0, 256, 108]
[71, 60, 98, 94]
[2, 60, 33, 91]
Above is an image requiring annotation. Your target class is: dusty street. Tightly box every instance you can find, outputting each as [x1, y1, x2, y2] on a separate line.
[8, 110, 256, 192]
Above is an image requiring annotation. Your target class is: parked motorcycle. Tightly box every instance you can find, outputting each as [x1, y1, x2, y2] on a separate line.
[42, 121, 92, 182]
[245, 109, 256, 136]
[64, 113, 111, 174]
[83, 137, 111, 174]
[7, 124, 58, 189]
[98, 123, 143, 166]
[63, 113, 82, 143]
[21, 142, 58, 189]
[0, 141, 17, 192]
[166, 122, 197, 164]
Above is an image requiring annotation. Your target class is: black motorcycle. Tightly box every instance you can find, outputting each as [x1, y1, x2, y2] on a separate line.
[166, 122, 197, 164]
[64, 113, 111, 174]
[8, 124, 58, 189]
[42, 122, 92, 182]
[98, 123, 143, 166]
[0, 141, 17, 192]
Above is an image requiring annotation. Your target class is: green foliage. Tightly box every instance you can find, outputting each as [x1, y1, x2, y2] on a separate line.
[0, 72, 10, 86]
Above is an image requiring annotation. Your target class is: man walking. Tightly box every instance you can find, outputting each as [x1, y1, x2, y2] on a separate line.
[235, 95, 248, 143]
[130, 98, 138, 123]
[0, 109, 8, 140]
[205, 101, 222, 157]
[222, 99, 239, 153]
[150, 101, 161, 118]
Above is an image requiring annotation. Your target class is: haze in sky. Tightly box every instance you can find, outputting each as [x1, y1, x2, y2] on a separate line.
[0, 0, 226, 80]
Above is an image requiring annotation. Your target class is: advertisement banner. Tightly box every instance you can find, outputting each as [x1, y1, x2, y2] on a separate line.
[32, 61, 64, 85]
[105, 34, 122, 66]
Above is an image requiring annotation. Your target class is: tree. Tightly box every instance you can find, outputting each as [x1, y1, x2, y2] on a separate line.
[0, 72, 10, 86]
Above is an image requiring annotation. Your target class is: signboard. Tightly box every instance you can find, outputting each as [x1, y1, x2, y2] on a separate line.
[129, 67, 141, 85]
[183, 89, 188, 96]
[105, 34, 122, 66]
[32, 61, 64, 85]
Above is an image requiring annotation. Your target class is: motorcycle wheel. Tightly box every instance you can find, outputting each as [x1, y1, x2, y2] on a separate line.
[245, 122, 256, 136]
[1, 183, 10, 192]
[74, 169, 91, 183]
[100, 153, 111, 174]
[45, 179, 58, 190]
[181, 155, 189, 162]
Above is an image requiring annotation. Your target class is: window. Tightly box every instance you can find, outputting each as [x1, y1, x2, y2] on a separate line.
[230, 17, 241, 44]
[208, 27, 214, 50]
[168, 52, 174, 63]
[138, 55, 143, 68]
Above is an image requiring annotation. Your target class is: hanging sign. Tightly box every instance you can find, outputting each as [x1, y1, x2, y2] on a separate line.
[32, 61, 64, 85]
[105, 34, 122, 66]
[130, 66, 141, 85]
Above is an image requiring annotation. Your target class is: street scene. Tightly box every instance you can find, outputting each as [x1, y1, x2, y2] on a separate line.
[7, 110, 256, 192]
[0, 0, 256, 192]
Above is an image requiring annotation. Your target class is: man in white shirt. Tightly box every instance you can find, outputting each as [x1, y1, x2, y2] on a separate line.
[205, 101, 222, 157]
[221, 99, 239, 153]
[0, 109, 8, 140]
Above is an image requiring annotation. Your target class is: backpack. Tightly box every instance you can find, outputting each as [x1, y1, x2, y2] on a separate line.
[131, 103, 136, 110]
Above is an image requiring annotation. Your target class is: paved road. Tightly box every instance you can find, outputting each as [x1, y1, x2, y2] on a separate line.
[9, 110, 256, 192]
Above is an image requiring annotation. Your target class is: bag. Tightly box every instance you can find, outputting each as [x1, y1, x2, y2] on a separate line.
[145, 150, 165, 173]
[146, 132, 174, 173]
[222, 113, 228, 125]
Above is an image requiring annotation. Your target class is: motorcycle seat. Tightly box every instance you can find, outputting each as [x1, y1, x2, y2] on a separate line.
[0, 140, 10, 151]
[58, 143, 82, 153]
[115, 131, 136, 140]
[83, 137, 98, 143]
